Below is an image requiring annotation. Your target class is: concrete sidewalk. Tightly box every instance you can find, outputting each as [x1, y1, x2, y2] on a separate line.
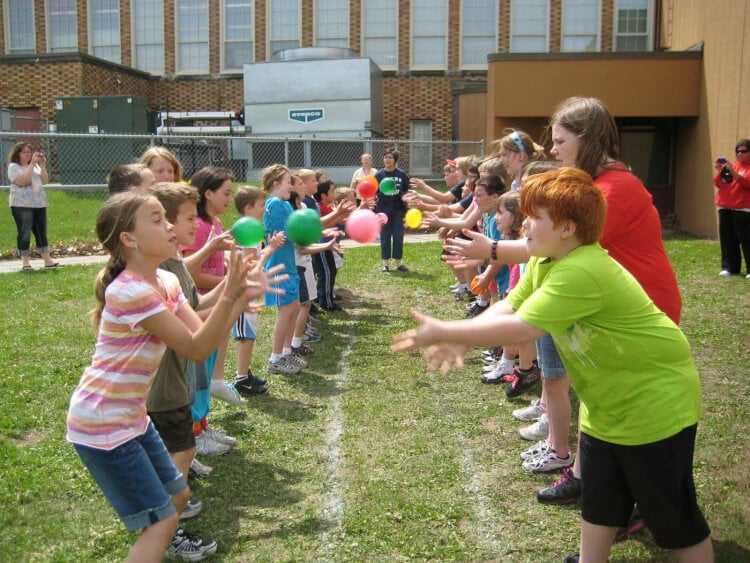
[0, 231, 440, 274]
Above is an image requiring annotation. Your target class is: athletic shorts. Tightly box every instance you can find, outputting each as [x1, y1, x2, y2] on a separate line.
[264, 271, 300, 307]
[231, 311, 258, 341]
[297, 266, 310, 305]
[579, 424, 710, 549]
[148, 404, 195, 453]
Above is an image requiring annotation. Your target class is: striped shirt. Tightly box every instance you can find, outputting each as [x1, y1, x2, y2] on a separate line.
[66, 269, 187, 450]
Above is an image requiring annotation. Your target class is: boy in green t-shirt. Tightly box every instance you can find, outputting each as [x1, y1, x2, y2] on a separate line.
[392, 168, 712, 562]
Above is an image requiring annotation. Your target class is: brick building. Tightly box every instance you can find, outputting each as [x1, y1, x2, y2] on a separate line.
[0, 1, 748, 235]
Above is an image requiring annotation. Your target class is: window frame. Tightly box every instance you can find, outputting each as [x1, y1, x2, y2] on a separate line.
[88, 0, 122, 63]
[314, 0, 349, 49]
[221, 0, 255, 72]
[5, 0, 36, 55]
[175, 0, 209, 74]
[267, 0, 301, 58]
[613, 0, 654, 52]
[561, 0, 601, 53]
[410, 0, 448, 70]
[360, 0, 398, 71]
[459, 0, 498, 69]
[131, 0, 165, 74]
[47, 0, 79, 53]
[509, 0, 549, 54]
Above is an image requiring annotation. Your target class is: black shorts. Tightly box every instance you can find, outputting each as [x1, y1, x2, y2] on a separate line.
[297, 265, 309, 304]
[148, 404, 195, 453]
[579, 424, 710, 549]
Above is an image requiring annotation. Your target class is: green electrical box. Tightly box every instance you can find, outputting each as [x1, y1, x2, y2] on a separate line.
[55, 96, 151, 184]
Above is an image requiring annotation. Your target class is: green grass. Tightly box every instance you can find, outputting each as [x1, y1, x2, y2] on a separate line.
[0, 239, 748, 561]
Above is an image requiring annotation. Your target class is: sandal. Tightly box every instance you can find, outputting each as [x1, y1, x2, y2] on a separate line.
[22, 265, 33, 271]
[44, 262, 61, 268]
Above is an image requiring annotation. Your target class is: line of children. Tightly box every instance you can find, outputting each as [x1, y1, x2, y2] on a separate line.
[393, 167, 712, 563]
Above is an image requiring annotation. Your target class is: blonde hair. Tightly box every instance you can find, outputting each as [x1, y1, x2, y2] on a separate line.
[139, 146, 184, 182]
[262, 164, 291, 191]
[234, 185, 265, 214]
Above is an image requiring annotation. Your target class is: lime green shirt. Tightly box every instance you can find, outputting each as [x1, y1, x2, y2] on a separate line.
[507, 244, 701, 445]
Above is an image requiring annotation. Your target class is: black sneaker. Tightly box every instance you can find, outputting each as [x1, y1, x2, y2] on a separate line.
[234, 375, 267, 396]
[166, 527, 217, 560]
[563, 555, 579, 563]
[505, 364, 541, 398]
[466, 302, 489, 318]
[615, 505, 645, 542]
[537, 467, 581, 504]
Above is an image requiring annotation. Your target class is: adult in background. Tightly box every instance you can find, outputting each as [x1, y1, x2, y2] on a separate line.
[375, 148, 410, 272]
[349, 153, 378, 190]
[713, 139, 750, 278]
[6, 142, 59, 270]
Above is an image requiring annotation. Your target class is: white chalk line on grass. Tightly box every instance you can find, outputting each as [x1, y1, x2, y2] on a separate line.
[454, 430, 506, 555]
[318, 302, 361, 552]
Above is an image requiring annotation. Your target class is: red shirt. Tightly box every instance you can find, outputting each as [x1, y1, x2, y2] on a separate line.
[713, 160, 750, 209]
[595, 167, 682, 324]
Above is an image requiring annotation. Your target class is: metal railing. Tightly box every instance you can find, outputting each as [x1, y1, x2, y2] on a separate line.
[1, 131, 484, 197]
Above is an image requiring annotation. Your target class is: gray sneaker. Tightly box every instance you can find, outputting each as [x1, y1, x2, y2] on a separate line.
[268, 357, 301, 375]
[195, 432, 231, 456]
[284, 353, 308, 369]
[180, 499, 202, 521]
[513, 399, 544, 421]
[165, 527, 217, 560]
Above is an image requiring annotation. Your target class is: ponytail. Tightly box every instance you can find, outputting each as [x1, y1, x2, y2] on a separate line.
[91, 256, 126, 329]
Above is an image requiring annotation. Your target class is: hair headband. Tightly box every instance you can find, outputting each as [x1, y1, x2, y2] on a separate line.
[510, 131, 526, 154]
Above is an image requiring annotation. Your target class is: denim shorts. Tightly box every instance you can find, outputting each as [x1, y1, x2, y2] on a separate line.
[536, 334, 567, 380]
[73, 422, 186, 531]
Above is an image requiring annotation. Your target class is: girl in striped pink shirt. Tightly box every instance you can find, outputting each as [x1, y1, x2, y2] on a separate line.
[66, 192, 284, 561]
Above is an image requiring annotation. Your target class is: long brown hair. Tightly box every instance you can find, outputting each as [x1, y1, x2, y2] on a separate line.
[91, 192, 153, 328]
[7, 142, 31, 164]
[548, 97, 620, 178]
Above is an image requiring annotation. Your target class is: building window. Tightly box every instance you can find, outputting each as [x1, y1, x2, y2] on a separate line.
[90, 0, 121, 63]
[614, 0, 652, 51]
[510, 0, 548, 53]
[6, 0, 36, 54]
[223, 0, 254, 71]
[176, 0, 209, 72]
[133, 0, 164, 73]
[410, 120, 433, 177]
[315, 0, 348, 48]
[48, 0, 78, 53]
[562, 0, 599, 52]
[362, 0, 397, 70]
[461, 0, 497, 68]
[411, 0, 447, 68]
[269, 0, 300, 57]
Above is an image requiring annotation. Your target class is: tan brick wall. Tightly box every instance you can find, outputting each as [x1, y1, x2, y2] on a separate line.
[255, 0, 267, 62]
[383, 75, 454, 140]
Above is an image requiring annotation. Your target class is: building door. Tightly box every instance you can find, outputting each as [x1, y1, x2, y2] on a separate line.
[410, 120, 432, 176]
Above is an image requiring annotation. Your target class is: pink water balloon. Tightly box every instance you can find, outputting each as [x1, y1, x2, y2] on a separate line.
[345, 209, 381, 243]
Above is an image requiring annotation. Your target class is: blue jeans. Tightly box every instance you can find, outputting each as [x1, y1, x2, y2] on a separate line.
[380, 209, 405, 260]
[73, 422, 186, 531]
[11, 206, 49, 256]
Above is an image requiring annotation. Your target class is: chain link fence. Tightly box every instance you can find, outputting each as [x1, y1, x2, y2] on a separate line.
[1, 131, 484, 198]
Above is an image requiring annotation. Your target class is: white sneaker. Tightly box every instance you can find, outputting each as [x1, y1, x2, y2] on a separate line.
[719, 270, 732, 277]
[268, 357, 301, 375]
[513, 399, 544, 422]
[180, 498, 203, 521]
[519, 439, 550, 461]
[209, 380, 246, 405]
[519, 413, 549, 441]
[522, 450, 574, 473]
[195, 432, 231, 456]
[204, 425, 237, 447]
[190, 458, 213, 477]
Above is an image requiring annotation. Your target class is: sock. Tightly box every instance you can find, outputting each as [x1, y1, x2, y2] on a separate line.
[270, 353, 282, 363]
[551, 449, 570, 459]
[282, 347, 292, 356]
[291, 336, 303, 348]
[571, 468, 581, 478]
[234, 372, 248, 383]
[498, 357, 516, 372]
[477, 298, 489, 306]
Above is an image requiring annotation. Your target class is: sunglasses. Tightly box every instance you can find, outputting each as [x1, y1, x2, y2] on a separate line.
[737, 149, 749, 154]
